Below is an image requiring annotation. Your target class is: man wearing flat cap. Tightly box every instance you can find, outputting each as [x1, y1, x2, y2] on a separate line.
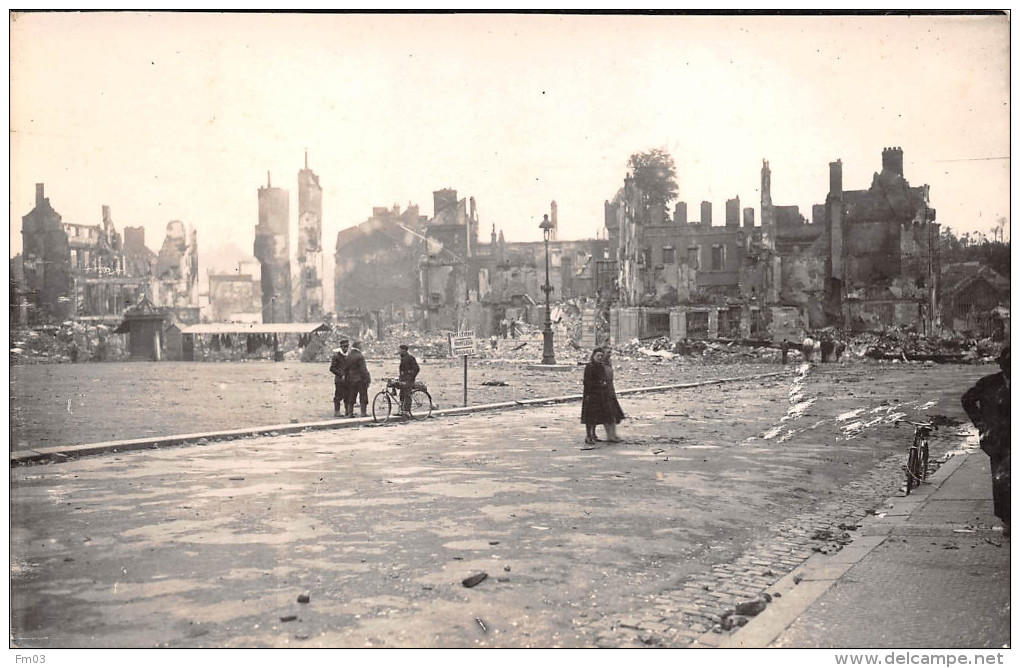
[329, 339, 351, 418]
[962, 346, 1011, 535]
[398, 344, 420, 415]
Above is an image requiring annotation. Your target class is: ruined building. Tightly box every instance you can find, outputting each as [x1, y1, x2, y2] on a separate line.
[420, 189, 481, 331]
[604, 147, 940, 342]
[606, 175, 776, 340]
[20, 185, 150, 324]
[153, 220, 200, 322]
[123, 226, 157, 278]
[296, 152, 324, 322]
[333, 192, 607, 335]
[254, 172, 292, 323]
[207, 258, 263, 323]
[334, 203, 429, 315]
[767, 147, 940, 332]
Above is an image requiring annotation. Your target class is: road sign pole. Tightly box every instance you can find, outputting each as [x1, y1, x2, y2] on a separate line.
[463, 354, 468, 407]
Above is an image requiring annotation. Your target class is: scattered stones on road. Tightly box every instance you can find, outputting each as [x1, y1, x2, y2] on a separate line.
[734, 599, 767, 617]
[297, 592, 310, 604]
[462, 572, 488, 588]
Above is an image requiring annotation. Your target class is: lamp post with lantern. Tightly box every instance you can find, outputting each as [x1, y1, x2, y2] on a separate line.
[539, 214, 557, 365]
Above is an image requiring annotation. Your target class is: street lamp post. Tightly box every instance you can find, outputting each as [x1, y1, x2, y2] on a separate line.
[539, 214, 557, 365]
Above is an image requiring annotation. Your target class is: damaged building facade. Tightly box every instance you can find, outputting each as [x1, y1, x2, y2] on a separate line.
[767, 148, 939, 333]
[605, 147, 940, 342]
[250, 157, 324, 324]
[334, 191, 608, 336]
[606, 176, 778, 342]
[415, 191, 608, 335]
[153, 220, 200, 323]
[296, 153, 324, 322]
[19, 184, 199, 325]
[253, 172, 293, 323]
[333, 203, 430, 317]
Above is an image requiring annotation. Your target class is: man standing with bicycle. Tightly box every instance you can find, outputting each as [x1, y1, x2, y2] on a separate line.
[397, 344, 420, 416]
[962, 346, 1010, 536]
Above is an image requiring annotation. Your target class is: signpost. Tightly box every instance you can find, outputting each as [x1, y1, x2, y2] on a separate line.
[449, 331, 476, 407]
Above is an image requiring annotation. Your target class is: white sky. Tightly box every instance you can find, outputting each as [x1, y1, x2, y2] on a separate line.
[10, 12, 1011, 302]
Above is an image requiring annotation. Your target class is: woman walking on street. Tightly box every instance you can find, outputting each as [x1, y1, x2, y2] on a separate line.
[581, 348, 610, 445]
[601, 346, 625, 442]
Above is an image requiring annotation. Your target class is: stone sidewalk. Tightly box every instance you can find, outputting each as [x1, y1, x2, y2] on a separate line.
[717, 435, 1009, 649]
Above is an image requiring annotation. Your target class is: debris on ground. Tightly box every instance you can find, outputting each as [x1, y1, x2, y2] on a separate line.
[11, 311, 1003, 367]
[734, 599, 768, 617]
[297, 592, 310, 604]
[811, 527, 854, 554]
[462, 572, 488, 588]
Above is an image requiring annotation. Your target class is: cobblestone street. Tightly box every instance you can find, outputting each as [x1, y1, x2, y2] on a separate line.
[10, 363, 988, 648]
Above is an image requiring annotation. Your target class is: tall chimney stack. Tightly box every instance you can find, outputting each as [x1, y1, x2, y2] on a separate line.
[829, 159, 843, 196]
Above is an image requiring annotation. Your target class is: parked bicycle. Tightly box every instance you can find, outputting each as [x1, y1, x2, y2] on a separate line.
[896, 419, 936, 495]
[372, 378, 433, 424]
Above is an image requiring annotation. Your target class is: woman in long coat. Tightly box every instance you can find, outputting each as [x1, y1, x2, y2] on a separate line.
[602, 347, 626, 442]
[581, 348, 610, 445]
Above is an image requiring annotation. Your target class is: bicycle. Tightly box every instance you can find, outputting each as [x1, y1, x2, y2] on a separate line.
[896, 419, 936, 495]
[371, 378, 433, 424]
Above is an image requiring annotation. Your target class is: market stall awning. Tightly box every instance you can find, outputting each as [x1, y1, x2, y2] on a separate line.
[180, 323, 330, 335]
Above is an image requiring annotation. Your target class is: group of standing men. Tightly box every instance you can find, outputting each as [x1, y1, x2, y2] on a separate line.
[330, 340, 421, 417]
[329, 339, 371, 418]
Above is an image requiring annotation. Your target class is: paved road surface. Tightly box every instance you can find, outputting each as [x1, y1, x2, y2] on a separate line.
[10, 364, 988, 648]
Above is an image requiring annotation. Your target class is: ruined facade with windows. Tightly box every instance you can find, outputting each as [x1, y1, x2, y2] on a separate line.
[19, 184, 201, 325]
[22, 185, 145, 324]
[605, 175, 776, 341]
[605, 147, 940, 342]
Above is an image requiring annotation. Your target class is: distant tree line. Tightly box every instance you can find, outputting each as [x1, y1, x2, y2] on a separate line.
[940, 219, 1010, 278]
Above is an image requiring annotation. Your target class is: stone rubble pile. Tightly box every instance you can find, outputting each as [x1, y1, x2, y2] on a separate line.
[10, 323, 127, 364]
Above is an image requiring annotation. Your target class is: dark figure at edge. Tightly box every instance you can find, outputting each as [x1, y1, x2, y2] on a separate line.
[962, 346, 1011, 536]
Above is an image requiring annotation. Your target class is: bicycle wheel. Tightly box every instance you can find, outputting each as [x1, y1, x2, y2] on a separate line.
[919, 438, 930, 481]
[905, 447, 919, 495]
[409, 390, 433, 420]
[372, 392, 393, 424]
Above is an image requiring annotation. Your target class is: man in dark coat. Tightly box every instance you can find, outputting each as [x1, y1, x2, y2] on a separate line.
[397, 344, 420, 415]
[329, 339, 350, 418]
[344, 340, 371, 417]
[962, 346, 1010, 534]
